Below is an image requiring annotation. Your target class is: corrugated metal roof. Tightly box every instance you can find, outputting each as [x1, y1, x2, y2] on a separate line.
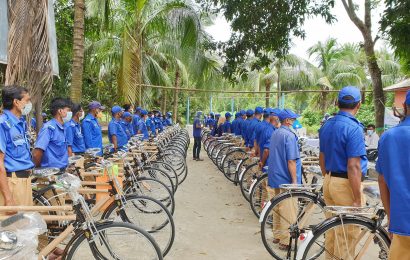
[384, 78, 410, 91]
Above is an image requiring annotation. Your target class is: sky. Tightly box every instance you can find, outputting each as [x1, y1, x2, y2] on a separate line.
[205, 1, 387, 65]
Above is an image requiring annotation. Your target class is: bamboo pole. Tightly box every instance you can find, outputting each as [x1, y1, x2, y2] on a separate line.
[0, 215, 77, 222]
[0, 206, 72, 212]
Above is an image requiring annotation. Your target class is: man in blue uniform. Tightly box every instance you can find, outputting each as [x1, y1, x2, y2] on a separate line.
[33, 98, 72, 169]
[132, 107, 142, 133]
[242, 109, 254, 149]
[108, 106, 128, 151]
[82, 101, 105, 155]
[319, 86, 367, 259]
[30, 112, 47, 131]
[267, 108, 301, 250]
[121, 112, 134, 140]
[259, 108, 281, 169]
[65, 103, 85, 156]
[254, 108, 271, 158]
[231, 112, 239, 134]
[377, 90, 410, 260]
[193, 111, 203, 161]
[137, 110, 149, 140]
[222, 112, 232, 133]
[207, 113, 215, 129]
[154, 111, 164, 133]
[0, 86, 35, 207]
[248, 106, 263, 150]
[165, 112, 173, 126]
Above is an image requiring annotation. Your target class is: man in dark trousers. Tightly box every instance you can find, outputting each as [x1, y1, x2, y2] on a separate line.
[193, 111, 203, 161]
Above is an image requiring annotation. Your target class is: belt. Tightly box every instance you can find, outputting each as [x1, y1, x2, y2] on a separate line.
[6, 170, 32, 178]
[327, 171, 365, 181]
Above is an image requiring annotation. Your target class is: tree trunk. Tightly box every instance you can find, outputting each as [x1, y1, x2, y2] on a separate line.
[276, 65, 281, 108]
[172, 69, 180, 123]
[265, 79, 271, 108]
[70, 0, 85, 103]
[341, 0, 385, 130]
[161, 89, 167, 114]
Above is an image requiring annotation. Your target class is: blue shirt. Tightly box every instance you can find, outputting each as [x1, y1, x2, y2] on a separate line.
[193, 118, 202, 138]
[31, 117, 37, 131]
[222, 120, 232, 133]
[132, 114, 141, 134]
[0, 110, 34, 172]
[108, 118, 128, 148]
[165, 117, 172, 126]
[65, 119, 85, 153]
[146, 118, 156, 136]
[254, 120, 270, 146]
[319, 111, 368, 174]
[82, 114, 103, 155]
[137, 119, 149, 140]
[267, 125, 302, 188]
[155, 117, 164, 133]
[35, 119, 68, 169]
[121, 121, 134, 140]
[376, 116, 410, 236]
[231, 119, 238, 134]
[234, 118, 243, 136]
[242, 118, 253, 146]
[245, 118, 260, 147]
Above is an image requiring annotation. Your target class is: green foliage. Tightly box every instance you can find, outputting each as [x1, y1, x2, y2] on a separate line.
[381, 0, 410, 74]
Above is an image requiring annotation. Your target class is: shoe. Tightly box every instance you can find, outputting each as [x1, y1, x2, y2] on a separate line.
[197, 158, 204, 161]
[279, 243, 290, 251]
[193, 157, 197, 161]
[272, 238, 280, 244]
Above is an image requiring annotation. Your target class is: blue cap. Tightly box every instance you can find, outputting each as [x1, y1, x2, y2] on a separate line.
[338, 86, 361, 104]
[41, 112, 47, 117]
[89, 101, 105, 110]
[240, 110, 246, 116]
[215, 113, 221, 117]
[166, 112, 172, 116]
[196, 111, 203, 117]
[123, 112, 132, 118]
[111, 105, 123, 114]
[235, 112, 240, 118]
[210, 112, 215, 116]
[263, 108, 271, 116]
[246, 109, 254, 116]
[135, 107, 142, 111]
[255, 106, 264, 114]
[271, 108, 282, 116]
[406, 90, 410, 105]
[140, 110, 148, 115]
[278, 109, 300, 121]
[225, 112, 232, 118]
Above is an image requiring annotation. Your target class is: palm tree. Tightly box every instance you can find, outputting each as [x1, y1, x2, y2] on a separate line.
[70, 0, 85, 102]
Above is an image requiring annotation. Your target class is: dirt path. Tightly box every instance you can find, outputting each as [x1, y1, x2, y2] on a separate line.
[166, 144, 272, 260]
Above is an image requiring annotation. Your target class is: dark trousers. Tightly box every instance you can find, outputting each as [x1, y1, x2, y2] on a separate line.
[193, 137, 201, 158]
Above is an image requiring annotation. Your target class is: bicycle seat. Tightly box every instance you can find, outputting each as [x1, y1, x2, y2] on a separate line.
[68, 155, 83, 165]
[85, 148, 101, 156]
[324, 206, 375, 216]
[32, 168, 61, 178]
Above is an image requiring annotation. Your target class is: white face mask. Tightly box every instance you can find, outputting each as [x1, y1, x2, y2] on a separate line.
[21, 102, 32, 116]
[79, 112, 85, 121]
[367, 130, 374, 136]
[63, 111, 73, 123]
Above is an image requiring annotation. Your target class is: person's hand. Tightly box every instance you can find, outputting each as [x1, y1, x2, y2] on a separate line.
[258, 162, 263, 170]
[352, 200, 361, 207]
[5, 197, 17, 215]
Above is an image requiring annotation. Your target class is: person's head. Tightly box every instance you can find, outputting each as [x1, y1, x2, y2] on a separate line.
[88, 101, 105, 118]
[1, 85, 31, 116]
[278, 109, 299, 127]
[111, 105, 123, 119]
[166, 112, 172, 118]
[366, 124, 376, 135]
[210, 112, 215, 119]
[140, 109, 148, 120]
[324, 113, 330, 120]
[71, 103, 84, 121]
[234, 112, 240, 119]
[262, 108, 270, 121]
[246, 109, 254, 119]
[270, 108, 281, 127]
[123, 104, 133, 113]
[240, 110, 246, 119]
[134, 106, 141, 115]
[50, 97, 73, 123]
[337, 86, 362, 115]
[254, 106, 263, 119]
[218, 116, 226, 126]
[123, 112, 132, 123]
[196, 111, 203, 118]
[225, 112, 232, 120]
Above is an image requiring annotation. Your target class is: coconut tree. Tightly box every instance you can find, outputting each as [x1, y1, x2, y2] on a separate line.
[70, 0, 85, 102]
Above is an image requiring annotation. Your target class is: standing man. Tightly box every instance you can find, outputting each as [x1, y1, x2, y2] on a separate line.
[132, 106, 142, 134]
[222, 112, 232, 133]
[259, 108, 281, 169]
[165, 112, 173, 126]
[319, 86, 367, 259]
[377, 90, 410, 260]
[243, 109, 254, 149]
[266, 108, 301, 250]
[121, 112, 134, 140]
[33, 98, 72, 169]
[154, 111, 164, 133]
[137, 110, 149, 140]
[254, 108, 271, 158]
[108, 106, 128, 151]
[231, 112, 239, 134]
[65, 103, 86, 156]
[82, 101, 105, 155]
[192, 111, 203, 161]
[146, 111, 157, 136]
[249, 106, 263, 150]
[0, 86, 35, 207]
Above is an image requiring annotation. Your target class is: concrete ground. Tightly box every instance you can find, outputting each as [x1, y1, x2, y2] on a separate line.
[166, 144, 271, 260]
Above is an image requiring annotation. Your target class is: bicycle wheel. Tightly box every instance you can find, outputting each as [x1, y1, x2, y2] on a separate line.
[141, 166, 175, 194]
[260, 191, 326, 260]
[64, 222, 163, 260]
[125, 177, 175, 215]
[301, 216, 390, 260]
[102, 195, 175, 256]
[239, 162, 260, 201]
[249, 173, 268, 218]
[150, 161, 179, 192]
